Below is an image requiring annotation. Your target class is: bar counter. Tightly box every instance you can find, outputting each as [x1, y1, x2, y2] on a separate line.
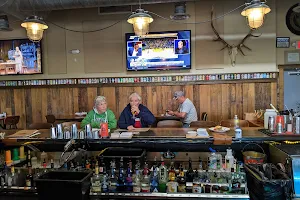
[1, 127, 299, 148]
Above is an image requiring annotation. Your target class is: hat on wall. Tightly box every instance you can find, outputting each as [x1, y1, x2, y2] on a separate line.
[173, 91, 184, 99]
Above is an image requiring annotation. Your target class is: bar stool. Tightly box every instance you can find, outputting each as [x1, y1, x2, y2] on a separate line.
[157, 120, 183, 128]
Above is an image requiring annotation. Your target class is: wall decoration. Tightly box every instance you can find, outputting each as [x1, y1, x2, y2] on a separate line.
[211, 7, 260, 67]
[286, 3, 300, 36]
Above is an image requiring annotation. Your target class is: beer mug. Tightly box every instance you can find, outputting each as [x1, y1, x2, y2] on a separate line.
[56, 124, 63, 139]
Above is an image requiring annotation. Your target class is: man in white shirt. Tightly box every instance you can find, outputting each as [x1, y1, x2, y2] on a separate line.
[167, 91, 198, 128]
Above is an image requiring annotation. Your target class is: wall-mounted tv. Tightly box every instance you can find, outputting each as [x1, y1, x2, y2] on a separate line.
[125, 30, 191, 71]
[0, 39, 42, 75]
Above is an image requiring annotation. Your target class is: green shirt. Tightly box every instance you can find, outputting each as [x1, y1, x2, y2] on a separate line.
[80, 108, 117, 129]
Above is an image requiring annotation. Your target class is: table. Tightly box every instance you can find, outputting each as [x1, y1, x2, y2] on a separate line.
[56, 115, 85, 122]
[0, 62, 16, 74]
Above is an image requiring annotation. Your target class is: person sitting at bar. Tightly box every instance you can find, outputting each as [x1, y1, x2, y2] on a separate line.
[167, 91, 197, 128]
[118, 92, 155, 130]
[81, 96, 117, 129]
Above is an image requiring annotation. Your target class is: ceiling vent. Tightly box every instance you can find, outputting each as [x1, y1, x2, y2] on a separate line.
[170, 2, 190, 20]
[0, 15, 13, 31]
[98, 5, 133, 15]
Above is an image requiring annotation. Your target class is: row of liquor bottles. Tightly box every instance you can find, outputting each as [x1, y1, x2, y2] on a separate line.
[90, 155, 247, 194]
[0, 72, 277, 87]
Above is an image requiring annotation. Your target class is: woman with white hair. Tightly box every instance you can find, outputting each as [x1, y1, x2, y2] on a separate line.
[118, 92, 155, 130]
[81, 96, 117, 129]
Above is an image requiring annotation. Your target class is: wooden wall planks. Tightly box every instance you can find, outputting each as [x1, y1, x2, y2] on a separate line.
[0, 82, 277, 128]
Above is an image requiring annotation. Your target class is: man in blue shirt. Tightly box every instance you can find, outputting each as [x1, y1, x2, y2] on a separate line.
[128, 42, 142, 56]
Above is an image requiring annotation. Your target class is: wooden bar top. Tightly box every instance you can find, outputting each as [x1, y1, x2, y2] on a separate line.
[1, 127, 300, 147]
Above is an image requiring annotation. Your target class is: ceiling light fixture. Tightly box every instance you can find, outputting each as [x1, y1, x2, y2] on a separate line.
[127, 8, 153, 36]
[241, 0, 271, 29]
[21, 15, 48, 42]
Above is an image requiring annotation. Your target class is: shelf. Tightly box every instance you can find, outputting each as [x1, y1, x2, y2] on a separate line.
[90, 192, 249, 199]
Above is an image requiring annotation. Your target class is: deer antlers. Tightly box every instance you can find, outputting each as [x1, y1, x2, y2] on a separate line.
[210, 6, 260, 65]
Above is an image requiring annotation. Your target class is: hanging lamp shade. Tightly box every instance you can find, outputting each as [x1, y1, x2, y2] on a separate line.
[21, 16, 48, 42]
[241, 0, 271, 29]
[127, 9, 153, 36]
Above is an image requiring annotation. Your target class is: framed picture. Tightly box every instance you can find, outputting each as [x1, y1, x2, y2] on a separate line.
[276, 37, 290, 48]
[284, 50, 300, 64]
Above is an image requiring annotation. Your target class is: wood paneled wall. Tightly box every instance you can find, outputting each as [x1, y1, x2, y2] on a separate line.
[0, 82, 277, 128]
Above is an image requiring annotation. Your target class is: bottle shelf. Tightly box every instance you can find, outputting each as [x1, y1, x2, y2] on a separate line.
[90, 192, 249, 199]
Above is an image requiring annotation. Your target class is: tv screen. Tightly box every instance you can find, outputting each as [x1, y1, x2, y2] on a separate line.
[125, 30, 191, 71]
[0, 39, 42, 75]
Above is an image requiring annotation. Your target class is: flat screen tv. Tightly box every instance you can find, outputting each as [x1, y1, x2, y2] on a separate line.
[125, 30, 191, 71]
[0, 39, 42, 75]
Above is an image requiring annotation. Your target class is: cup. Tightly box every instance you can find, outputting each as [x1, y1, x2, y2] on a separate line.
[79, 131, 85, 139]
[71, 124, 78, 139]
[50, 127, 57, 139]
[85, 124, 92, 139]
[100, 123, 109, 138]
[57, 124, 63, 139]
[294, 117, 300, 134]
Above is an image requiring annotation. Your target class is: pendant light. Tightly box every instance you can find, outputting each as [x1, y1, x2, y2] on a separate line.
[241, 0, 271, 29]
[21, 15, 48, 42]
[127, 8, 153, 36]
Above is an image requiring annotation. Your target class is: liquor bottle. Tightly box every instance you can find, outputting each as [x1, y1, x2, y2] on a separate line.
[150, 164, 159, 193]
[108, 159, 117, 192]
[25, 166, 33, 187]
[158, 157, 167, 193]
[27, 150, 31, 168]
[117, 157, 125, 192]
[42, 159, 48, 173]
[167, 176, 178, 193]
[91, 161, 101, 193]
[177, 164, 186, 193]
[7, 166, 15, 187]
[186, 158, 194, 193]
[132, 168, 141, 193]
[141, 161, 150, 192]
[33, 168, 41, 187]
[125, 159, 133, 192]
[90, 156, 96, 170]
[85, 158, 91, 169]
[168, 161, 176, 181]
[50, 159, 54, 170]
[198, 157, 203, 171]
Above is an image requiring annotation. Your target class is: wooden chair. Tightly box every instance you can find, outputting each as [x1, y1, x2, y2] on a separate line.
[220, 119, 249, 127]
[190, 121, 217, 128]
[157, 120, 183, 128]
[4, 116, 20, 129]
[62, 121, 81, 129]
[45, 115, 56, 124]
[28, 123, 52, 130]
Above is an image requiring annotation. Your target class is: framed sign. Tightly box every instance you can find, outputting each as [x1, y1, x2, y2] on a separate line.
[277, 37, 290, 48]
[284, 50, 300, 64]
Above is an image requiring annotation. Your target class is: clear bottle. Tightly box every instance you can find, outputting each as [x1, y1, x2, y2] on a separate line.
[141, 170, 150, 192]
[233, 115, 239, 129]
[108, 159, 117, 192]
[209, 152, 217, 170]
[132, 168, 141, 193]
[235, 127, 242, 139]
[150, 164, 159, 193]
[198, 157, 203, 171]
[91, 162, 101, 193]
[225, 148, 234, 172]
[40, 151, 48, 164]
[125, 160, 133, 192]
[117, 157, 125, 192]
[25, 167, 33, 187]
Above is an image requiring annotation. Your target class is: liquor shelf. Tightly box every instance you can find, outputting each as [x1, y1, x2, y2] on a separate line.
[90, 192, 249, 199]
